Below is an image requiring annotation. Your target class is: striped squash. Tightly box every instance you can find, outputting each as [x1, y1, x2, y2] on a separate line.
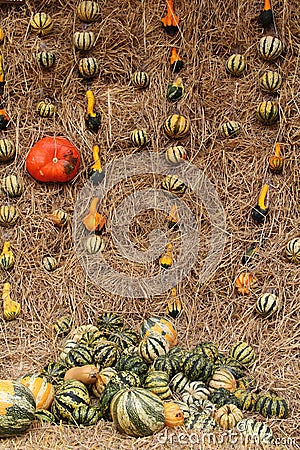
[256, 100, 279, 124]
[185, 412, 219, 431]
[208, 368, 237, 393]
[256, 292, 280, 317]
[2, 174, 23, 197]
[0, 380, 36, 437]
[166, 78, 184, 102]
[53, 316, 72, 337]
[169, 372, 189, 394]
[225, 54, 246, 76]
[115, 353, 148, 380]
[214, 404, 243, 430]
[73, 31, 95, 51]
[70, 404, 101, 426]
[182, 353, 213, 382]
[163, 114, 190, 139]
[97, 312, 124, 332]
[143, 370, 171, 399]
[0, 138, 15, 162]
[258, 36, 283, 61]
[93, 340, 121, 368]
[138, 334, 169, 363]
[209, 388, 239, 408]
[37, 101, 55, 118]
[110, 387, 165, 437]
[42, 256, 58, 271]
[79, 330, 105, 348]
[51, 380, 90, 422]
[285, 238, 300, 264]
[161, 174, 187, 196]
[0, 205, 19, 227]
[30, 12, 53, 36]
[59, 341, 78, 364]
[255, 393, 289, 419]
[192, 342, 219, 363]
[86, 235, 105, 254]
[0, 242, 14, 270]
[165, 145, 187, 164]
[236, 418, 274, 444]
[234, 389, 257, 412]
[18, 374, 55, 410]
[217, 357, 245, 379]
[40, 362, 67, 386]
[131, 71, 150, 89]
[36, 51, 55, 69]
[151, 355, 180, 378]
[219, 120, 241, 138]
[77, 1, 99, 22]
[64, 344, 94, 367]
[236, 377, 256, 391]
[105, 328, 139, 350]
[229, 341, 255, 366]
[129, 129, 149, 147]
[49, 209, 68, 227]
[181, 381, 210, 405]
[34, 409, 56, 423]
[259, 71, 282, 93]
[189, 398, 215, 416]
[78, 57, 99, 79]
[141, 316, 177, 347]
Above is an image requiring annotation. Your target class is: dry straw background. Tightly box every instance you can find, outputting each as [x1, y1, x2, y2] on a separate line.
[0, 0, 299, 448]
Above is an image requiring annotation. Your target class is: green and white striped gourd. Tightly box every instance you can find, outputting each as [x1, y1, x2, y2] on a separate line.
[51, 380, 90, 422]
[229, 341, 255, 367]
[138, 334, 170, 363]
[115, 353, 149, 381]
[64, 344, 94, 367]
[256, 292, 280, 317]
[70, 404, 101, 426]
[169, 372, 190, 394]
[258, 36, 283, 61]
[255, 393, 289, 419]
[97, 312, 124, 332]
[225, 54, 246, 76]
[182, 352, 214, 382]
[2, 174, 23, 197]
[259, 71, 282, 93]
[236, 418, 274, 444]
[73, 31, 95, 51]
[209, 388, 239, 408]
[285, 238, 300, 264]
[185, 412, 219, 431]
[181, 381, 210, 406]
[93, 340, 122, 369]
[165, 145, 187, 164]
[105, 328, 139, 350]
[0, 139, 15, 162]
[151, 354, 181, 379]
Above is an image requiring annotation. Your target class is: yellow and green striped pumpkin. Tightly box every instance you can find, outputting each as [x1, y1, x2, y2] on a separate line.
[34, 409, 56, 423]
[42, 255, 58, 271]
[59, 340, 79, 364]
[86, 235, 105, 254]
[37, 101, 55, 118]
[51, 380, 90, 422]
[70, 404, 101, 426]
[2, 174, 23, 197]
[65, 344, 94, 367]
[236, 418, 274, 444]
[182, 353, 213, 382]
[165, 145, 187, 164]
[30, 12, 53, 36]
[93, 340, 122, 368]
[161, 174, 187, 196]
[214, 403, 243, 430]
[18, 374, 55, 410]
[255, 393, 289, 419]
[0, 205, 19, 227]
[259, 70, 282, 93]
[129, 129, 149, 147]
[53, 316, 72, 337]
[229, 341, 255, 367]
[138, 334, 170, 363]
[285, 238, 300, 264]
[219, 120, 241, 138]
[163, 114, 190, 139]
[258, 36, 283, 61]
[36, 51, 55, 69]
[256, 101, 279, 125]
[0, 138, 15, 162]
[0, 380, 36, 437]
[143, 370, 171, 399]
[256, 292, 280, 317]
[73, 31, 95, 51]
[234, 389, 257, 412]
[225, 54, 246, 76]
[110, 387, 165, 437]
[131, 71, 150, 89]
[105, 328, 139, 350]
[97, 311, 124, 331]
[208, 368, 237, 393]
[78, 57, 99, 79]
[77, 1, 99, 22]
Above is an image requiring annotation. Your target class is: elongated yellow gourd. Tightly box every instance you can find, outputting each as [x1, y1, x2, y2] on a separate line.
[83, 197, 106, 233]
[85, 90, 101, 132]
[64, 365, 99, 384]
[88, 144, 104, 185]
[2, 282, 20, 321]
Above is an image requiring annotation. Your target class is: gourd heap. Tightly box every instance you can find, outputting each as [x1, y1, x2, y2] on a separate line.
[0, 0, 297, 444]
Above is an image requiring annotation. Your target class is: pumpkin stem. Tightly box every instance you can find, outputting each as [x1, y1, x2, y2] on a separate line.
[257, 183, 269, 210]
[86, 90, 96, 117]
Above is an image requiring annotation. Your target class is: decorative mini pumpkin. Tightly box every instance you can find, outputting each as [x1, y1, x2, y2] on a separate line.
[26, 136, 80, 183]
[70, 404, 101, 426]
[258, 35, 283, 61]
[251, 183, 269, 224]
[51, 380, 90, 422]
[181, 381, 210, 405]
[259, 70, 282, 93]
[182, 353, 213, 382]
[0, 138, 15, 162]
[110, 387, 166, 437]
[86, 235, 105, 254]
[170, 47, 184, 73]
[83, 197, 106, 234]
[18, 373, 55, 410]
[93, 340, 122, 368]
[144, 371, 171, 399]
[140, 316, 178, 347]
[219, 121, 241, 138]
[159, 243, 173, 269]
[77, 1, 99, 22]
[225, 54, 246, 76]
[169, 372, 189, 394]
[0, 241, 14, 270]
[36, 51, 55, 69]
[2, 174, 23, 197]
[49, 209, 68, 227]
[234, 389, 257, 412]
[37, 100, 55, 118]
[0, 205, 19, 227]
[165, 145, 187, 164]
[30, 12, 53, 36]
[161, 175, 187, 195]
[161, 0, 179, 36]
[73, 31, 95, 51]
[256, 101, 279, 125]
[0, 380, 36, 437]
[163, 402, 184, 427]
[88, 144, 104, 184]
[229, 341, 255, 367]
[208, 368, 237, 393]
[255, 392, 289, 419]
[214, 404, 243, 430]
[235, 272, 258, 295]
[97, 312, 124, 331]
[138, 334, 170, 363]
[209, 388, 239, 408]
[85, 90, 101, 133]
[42, 256, 58, 271]
[131, 71, 150, 89]
[256, 292, 280, 317]
[130, 129, 149, 147]
[285, 238, 300, 264]
[53, 316, 72, 336]
[167, 77, 184, 102]
[2, 282, 20, 321]
[164, 114, 190, 139]
[269, 142, 283, 174]
[236, 418, 274, 444]
[78, 57, 99, 79]
[166, 287, 183, 319]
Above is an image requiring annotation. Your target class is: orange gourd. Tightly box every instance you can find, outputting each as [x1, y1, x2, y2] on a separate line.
[18, 374, 55, 410]
[235, 272, 258, 295]
[161, 0, 179, 36]
[64, 365, 99, 384]
[83, 197, 106, 233]
[163, 402, 184, 427]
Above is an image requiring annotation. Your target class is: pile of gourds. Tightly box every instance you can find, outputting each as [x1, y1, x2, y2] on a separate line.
[0, 313, 289, 443]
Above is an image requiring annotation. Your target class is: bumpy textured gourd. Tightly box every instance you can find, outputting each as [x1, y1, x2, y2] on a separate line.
[73, 31, 95, 51]
[219, 121, 241, 138]
[93, 340, 122, 368]
[164, 114, 190, 139]
[49, 209, 68, 227]
[130, 129, 149, 147]
[42, 256, 58, 271]
[269, 142, 283, 174]
[0, 138, 15, 162]
[131, 71, 150, 89]
[166, 287, 183, 319]
[256, 101, 279, 125]
[258, 36, 283, 61]
[161, 174, 187, 195]
[36, 51, 55, 69]
[259, 70, 282, 93]
[225, 54, 246, 76]
[0, 205, 19, 227]
[285, 238, 300, 264]
[165, 145, 187, 164]
[2, 282, 21, 321]
[30, 12, 53, 36]
[182, 353, 214, 382]
[77, 1, 99, 22]
[37, 101, 55, 118]
[2, 174, 23, 197]
[161, 0, 179, 36]
[78, 57, 99, 79]
[251, 183, 269, 224]
[170, 47, 184, 73]
[83, 197, 106, 234]
[163, 402, 184, 427]
[256, 292, 280, 317]
[0, 241, 14, 270]
[167, 77, 184, 102]
[85, 91, 101, 133]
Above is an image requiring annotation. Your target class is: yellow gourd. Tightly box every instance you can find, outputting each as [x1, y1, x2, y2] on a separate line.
[0, 241, 14, 270]
[0, 53, 5, 95]
[159, 243, 173, 269]
[2, 282, 20, 321]
[269, 143, 284, 174]
[88, 145, 104, 185]
[83, 197, 106, 233]
[64, 365, 99, 384]
[85, 90, 101, 133]
[251, 183, 269, 224]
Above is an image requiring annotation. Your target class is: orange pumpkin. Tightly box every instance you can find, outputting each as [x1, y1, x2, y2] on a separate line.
[18, 373, 55, 410]
[235, 273, 258, 295]
[164, 402, 184, 427]
[140, 316, 178, 347]
[25, 136, 80, 183]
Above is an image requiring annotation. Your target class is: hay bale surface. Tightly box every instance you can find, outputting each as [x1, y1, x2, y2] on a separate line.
[0, 0, 299, 448]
